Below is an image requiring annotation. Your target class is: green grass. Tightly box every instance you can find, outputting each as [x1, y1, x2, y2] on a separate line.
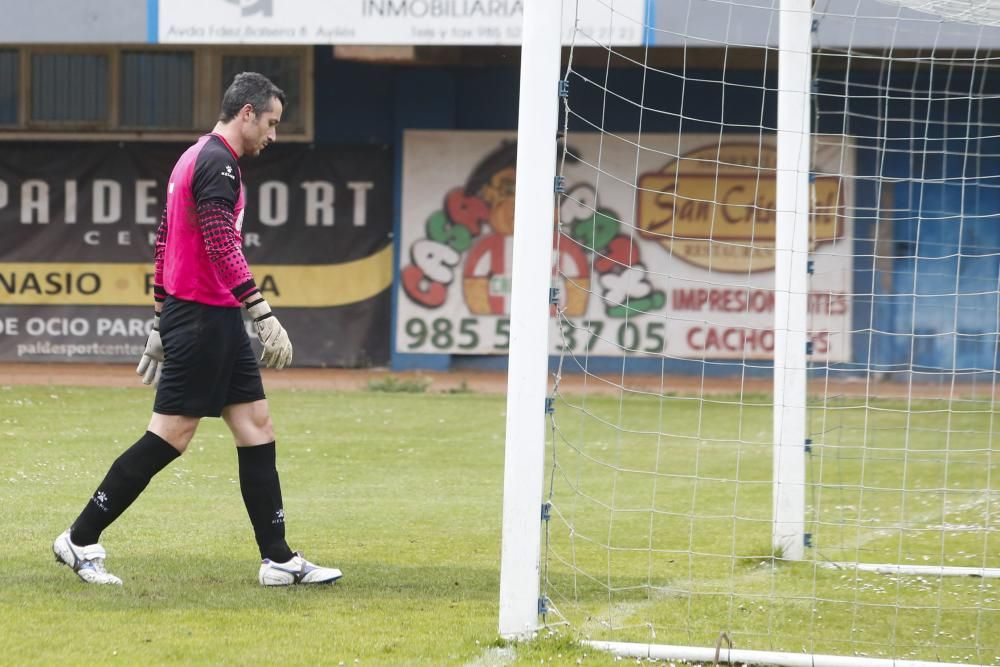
[545, 391, 1000, 664]
[1, 385, 522, 666]
[2, 384, 998, 665]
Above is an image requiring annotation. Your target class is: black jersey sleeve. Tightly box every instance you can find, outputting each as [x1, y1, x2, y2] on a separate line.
[192, 137, 240, 207]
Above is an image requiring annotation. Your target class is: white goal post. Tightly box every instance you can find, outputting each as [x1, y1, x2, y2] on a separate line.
[772, 0, 812, 563]
[497, 0, 564, 640]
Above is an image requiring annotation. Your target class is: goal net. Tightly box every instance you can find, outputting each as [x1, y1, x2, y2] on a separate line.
[523, 0, 1000, 664]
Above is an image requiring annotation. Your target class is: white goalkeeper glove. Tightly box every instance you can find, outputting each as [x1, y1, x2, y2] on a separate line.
[136, 313, 164, 386]
[246, 297, 293, 369]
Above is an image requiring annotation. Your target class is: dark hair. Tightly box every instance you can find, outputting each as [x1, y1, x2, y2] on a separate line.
[218, 72, 286, 122]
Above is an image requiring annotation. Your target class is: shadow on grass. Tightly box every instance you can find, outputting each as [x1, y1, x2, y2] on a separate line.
[27, 556, 503, 611]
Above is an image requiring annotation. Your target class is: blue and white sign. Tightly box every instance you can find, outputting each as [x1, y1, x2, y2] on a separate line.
[158, 0, 651, 45]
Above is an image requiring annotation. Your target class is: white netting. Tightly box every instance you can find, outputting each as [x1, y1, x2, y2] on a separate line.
[890, 0, 1000, 27]
[538, 0, 1000, 663]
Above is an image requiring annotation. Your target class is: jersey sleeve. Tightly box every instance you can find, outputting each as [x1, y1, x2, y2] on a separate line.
[191, 145, 240, 207]
[153, 206, 168, 310]
[195, 199, 258, 302]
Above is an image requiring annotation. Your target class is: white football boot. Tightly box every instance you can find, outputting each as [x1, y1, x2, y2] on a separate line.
[258, 552, 342, 586]
[52, 529, 123, 585]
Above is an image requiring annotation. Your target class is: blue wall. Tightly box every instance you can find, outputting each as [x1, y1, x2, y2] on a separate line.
[816, 65, 1000, 376]
[314, 48, 1000, 377]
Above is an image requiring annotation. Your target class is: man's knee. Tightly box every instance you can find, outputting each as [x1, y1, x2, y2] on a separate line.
[251, 406, 273, 431]
[252, 411, 275, 443]
[148, 413, 199, 453]
[224, 401, 275, 445]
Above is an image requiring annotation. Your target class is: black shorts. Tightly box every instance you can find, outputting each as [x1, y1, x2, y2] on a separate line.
[154, 296, 266, 418]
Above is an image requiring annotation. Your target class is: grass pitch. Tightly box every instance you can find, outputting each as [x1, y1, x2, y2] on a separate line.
[545, 390, 1000, 665]
[2, 385, 517, 666]
[2, 382, 998, 665]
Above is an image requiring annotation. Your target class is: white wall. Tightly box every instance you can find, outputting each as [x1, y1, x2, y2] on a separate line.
[0, 0, 147, 43]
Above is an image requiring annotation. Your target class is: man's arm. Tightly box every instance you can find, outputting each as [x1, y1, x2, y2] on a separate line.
[196, 197, 292, 369]
[137, 207, 169, 385]
[152, 206, 168, 316]
[196, 197, 256, 297]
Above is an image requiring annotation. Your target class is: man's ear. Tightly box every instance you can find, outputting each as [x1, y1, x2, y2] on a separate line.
[241, 103, 255, 121]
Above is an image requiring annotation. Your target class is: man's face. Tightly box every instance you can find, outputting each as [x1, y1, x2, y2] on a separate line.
[243, 97, 282, 157]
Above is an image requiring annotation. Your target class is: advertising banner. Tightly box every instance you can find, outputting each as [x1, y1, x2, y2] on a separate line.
[0, 141, 393, 366]
[158, 0, 649, 46]
[397, 130, 854, 361]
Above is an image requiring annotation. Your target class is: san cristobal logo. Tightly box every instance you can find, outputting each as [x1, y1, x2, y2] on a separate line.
[636, 142, 844, 273]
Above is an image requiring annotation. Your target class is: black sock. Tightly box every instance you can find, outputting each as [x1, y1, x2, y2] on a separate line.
[237, 442, 294, 562]
[70, 431, 181, 546]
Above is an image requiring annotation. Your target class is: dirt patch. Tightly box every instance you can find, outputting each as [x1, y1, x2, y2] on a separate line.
[0, 362, 503, 393]
[1, 362, 992, 401]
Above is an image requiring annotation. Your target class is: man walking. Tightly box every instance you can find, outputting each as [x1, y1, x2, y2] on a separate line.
[53, 72, 341, 587]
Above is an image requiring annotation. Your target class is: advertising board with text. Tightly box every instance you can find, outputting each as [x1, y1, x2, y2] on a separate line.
[398, 131, 854, 361]
[0, 142, 393, 366]
[159, 0, 648, 46]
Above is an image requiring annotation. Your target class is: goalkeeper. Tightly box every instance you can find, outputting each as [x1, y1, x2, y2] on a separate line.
[53, 72, 341, 588]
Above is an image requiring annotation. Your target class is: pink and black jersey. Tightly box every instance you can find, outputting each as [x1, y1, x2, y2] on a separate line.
[154, 133, 254, 308]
